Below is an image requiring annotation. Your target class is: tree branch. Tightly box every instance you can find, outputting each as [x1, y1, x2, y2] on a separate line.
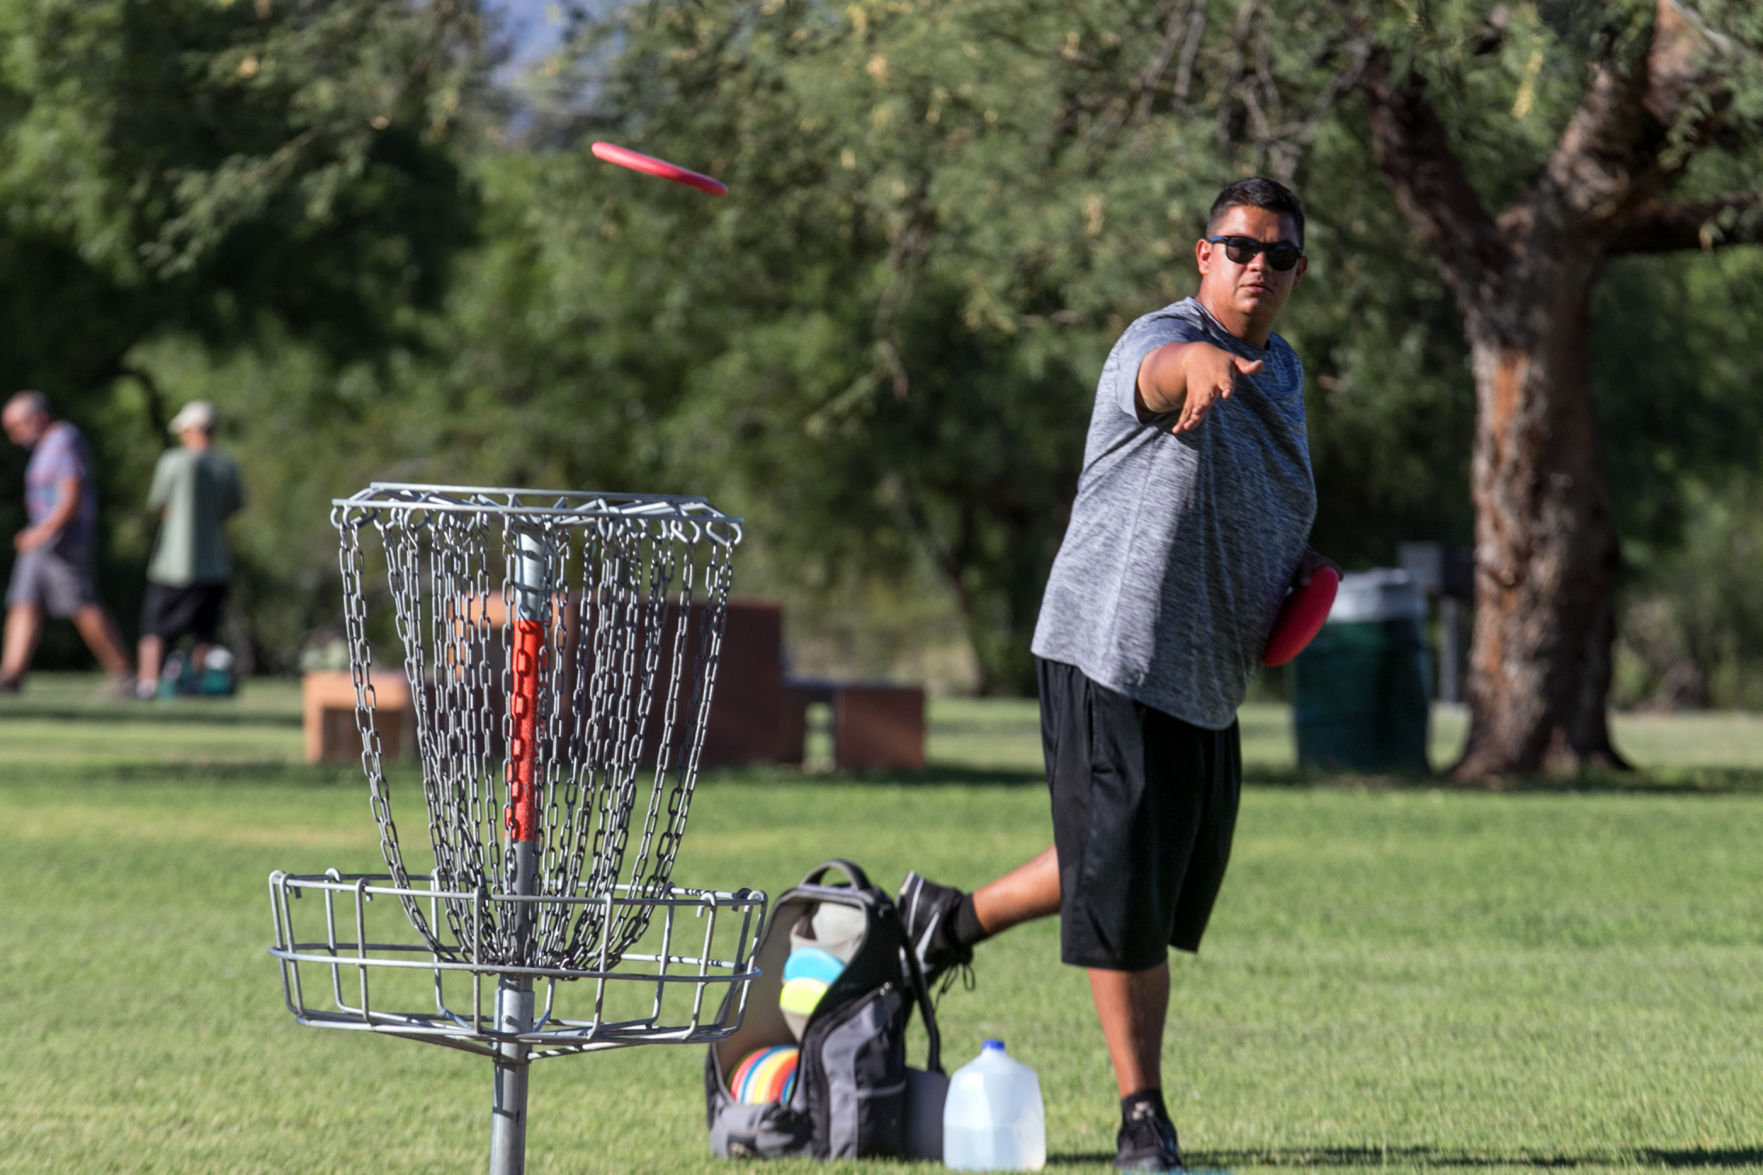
[1525, 0, 1733, 240]
[1608, 193, 1763, 253]
[116, 365, 168, 439]
[1265, 33, 1372, 184]
[1213, 0, 1259, 151]
[1132, 0, 1196, 124]
[1170, 3, 1207, 110]
[1359, 47, 1505, 311]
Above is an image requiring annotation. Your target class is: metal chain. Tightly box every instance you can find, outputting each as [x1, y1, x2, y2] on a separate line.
[599, 523, 679, 955]
[343, 507, 436, 954]
[332, 486, 739, 970]
[431, 512, 490, 951]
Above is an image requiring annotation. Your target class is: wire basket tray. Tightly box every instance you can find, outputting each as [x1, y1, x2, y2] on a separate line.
[269, 870, 766, 1059]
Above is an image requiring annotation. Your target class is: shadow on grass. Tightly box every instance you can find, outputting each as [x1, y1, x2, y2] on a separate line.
[1644, 1151, 1763, 1169]
[0, 700, 301, 727]
[691, 760, 1763, 796]
[1045, 1145, 1763, 1169]
[875, 764, 1044, 787]
[695, 763, 1045, 788]
[16, 760, 366, 787]
[768, 763, 1763, 794]
[1244, 765, 1763, 797]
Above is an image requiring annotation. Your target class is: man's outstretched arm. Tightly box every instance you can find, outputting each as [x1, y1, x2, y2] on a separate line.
[1135, 341, 1264, 434]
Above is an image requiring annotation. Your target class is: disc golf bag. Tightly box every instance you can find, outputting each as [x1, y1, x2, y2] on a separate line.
[706, 859, 943, 1160]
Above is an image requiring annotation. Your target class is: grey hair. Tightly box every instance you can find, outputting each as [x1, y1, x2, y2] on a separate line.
[4, 390, 50, 419]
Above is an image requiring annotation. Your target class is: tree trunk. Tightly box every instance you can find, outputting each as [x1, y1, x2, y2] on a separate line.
[1354, 0, 1750, 780]
[1453, 277, 1629, 778]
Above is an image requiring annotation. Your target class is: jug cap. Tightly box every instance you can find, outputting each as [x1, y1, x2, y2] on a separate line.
[982, 1039, 1006, 1051]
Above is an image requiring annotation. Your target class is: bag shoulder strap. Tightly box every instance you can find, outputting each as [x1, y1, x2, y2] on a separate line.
[797, 858, 872, 891]
[897, 917, 942, 1073]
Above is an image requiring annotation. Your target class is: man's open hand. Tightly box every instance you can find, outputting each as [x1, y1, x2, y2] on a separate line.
[1174, 346, 1261, 434]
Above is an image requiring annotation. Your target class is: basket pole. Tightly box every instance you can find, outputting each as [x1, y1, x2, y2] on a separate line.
[489, 529, 549, 1175]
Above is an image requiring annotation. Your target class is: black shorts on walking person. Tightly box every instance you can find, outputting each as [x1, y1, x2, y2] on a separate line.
[1037, 657, 1242, 972]
[139, 581, 227, 645]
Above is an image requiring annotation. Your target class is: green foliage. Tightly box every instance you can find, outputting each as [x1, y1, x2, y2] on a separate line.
[515, 0, 1486, 691]
[1617, 472, 1763, 710]
[7, 0, 1763, 701]
[0, 0, 490, 668]
[118, 331, 459, 670]
[1281, 119, 1477, 565]
[0, 0, 486, 390]
[1593, 238, 1763, 709]
[401, 0, 1752, 695]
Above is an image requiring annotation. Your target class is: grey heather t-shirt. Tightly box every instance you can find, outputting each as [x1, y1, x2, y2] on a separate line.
[1031, 297, 1317, 729]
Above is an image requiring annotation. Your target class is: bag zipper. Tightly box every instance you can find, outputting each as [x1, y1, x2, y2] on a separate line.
[801, 980, 898, 1157]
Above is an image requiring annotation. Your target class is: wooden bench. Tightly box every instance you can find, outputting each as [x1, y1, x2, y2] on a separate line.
[303, 602, 923, 771]
[301, 600, 790, 768]
[782, 679, 926, 771]
[302, 670, 417, 765]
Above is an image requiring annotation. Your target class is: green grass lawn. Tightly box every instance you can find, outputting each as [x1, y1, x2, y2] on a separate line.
[2, 676, 1762, 1173]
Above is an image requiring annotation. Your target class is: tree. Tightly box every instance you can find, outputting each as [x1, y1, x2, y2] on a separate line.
[558, 0, 1476, 693]
[0, 0, 493, 667]
[0, 0, 487, 429]
[1351, 0, 1763, 775]
[546, 1, 1762, 738]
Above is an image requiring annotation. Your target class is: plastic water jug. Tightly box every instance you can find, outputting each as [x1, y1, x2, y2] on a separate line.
[942, 1039, 1045, 1171]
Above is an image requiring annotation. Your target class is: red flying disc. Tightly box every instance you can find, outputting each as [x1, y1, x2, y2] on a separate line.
[590, 141, 727, 197]
[1262, 566, 1339, 667]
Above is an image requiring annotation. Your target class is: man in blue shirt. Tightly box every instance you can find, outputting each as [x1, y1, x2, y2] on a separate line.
[1, 391, 133, 694]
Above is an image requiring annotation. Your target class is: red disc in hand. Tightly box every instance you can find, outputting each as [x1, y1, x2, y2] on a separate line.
[1262, 567, 1339, 667]
[591, 141, 727, 197]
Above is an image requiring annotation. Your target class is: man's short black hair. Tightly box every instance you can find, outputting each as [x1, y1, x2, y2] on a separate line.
[1208, 177, 1304, 246]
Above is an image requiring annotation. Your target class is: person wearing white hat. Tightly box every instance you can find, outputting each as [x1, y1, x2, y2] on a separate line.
[136, 400, 244, 698]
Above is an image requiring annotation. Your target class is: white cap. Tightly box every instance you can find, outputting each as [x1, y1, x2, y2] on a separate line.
[168, 400, 218, 434]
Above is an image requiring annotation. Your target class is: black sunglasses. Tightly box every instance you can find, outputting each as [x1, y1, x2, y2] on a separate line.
[1205, 235, 1304, 271]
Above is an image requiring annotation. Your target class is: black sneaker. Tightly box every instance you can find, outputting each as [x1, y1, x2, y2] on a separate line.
[1115, 1102, 1183, 1171]
[897, 871, 973, 996]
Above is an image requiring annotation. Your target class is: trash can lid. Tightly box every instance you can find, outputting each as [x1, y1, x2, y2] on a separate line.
[1327, 569, 1428, 623]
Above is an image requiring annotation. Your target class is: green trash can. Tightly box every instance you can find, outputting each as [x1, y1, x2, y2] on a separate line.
[1292, 569, 1431, 773]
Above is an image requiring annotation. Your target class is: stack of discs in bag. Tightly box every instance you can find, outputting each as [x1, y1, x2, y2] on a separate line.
[779, 944, 845, 1037]
[729, 1044, 800, 1104]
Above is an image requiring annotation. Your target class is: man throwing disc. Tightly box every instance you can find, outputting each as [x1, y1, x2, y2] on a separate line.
[900, 177, 1336, 1171]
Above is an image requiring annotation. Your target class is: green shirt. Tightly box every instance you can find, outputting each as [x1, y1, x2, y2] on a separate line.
[146, 446, 244, 586]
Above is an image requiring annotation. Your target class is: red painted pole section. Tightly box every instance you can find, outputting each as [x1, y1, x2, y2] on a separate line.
[505, 617, 545, 845]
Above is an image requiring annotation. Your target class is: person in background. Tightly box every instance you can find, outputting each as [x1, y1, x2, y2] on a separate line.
[1, 390, 134, 695]
[136, 399, 244, 699]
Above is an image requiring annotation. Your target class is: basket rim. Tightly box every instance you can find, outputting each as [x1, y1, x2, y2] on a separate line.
[333, 482, 744, 531]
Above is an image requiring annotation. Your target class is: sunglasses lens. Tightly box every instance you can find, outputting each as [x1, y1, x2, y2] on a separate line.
[1218, 237, 1301, 270]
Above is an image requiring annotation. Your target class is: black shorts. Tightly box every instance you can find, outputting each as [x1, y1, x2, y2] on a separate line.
[140, 581, 228, 644]
[1038, 658, 1242, 971]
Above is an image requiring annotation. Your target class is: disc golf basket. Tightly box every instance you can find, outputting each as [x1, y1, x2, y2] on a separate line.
[268, 483, 768, 1174]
